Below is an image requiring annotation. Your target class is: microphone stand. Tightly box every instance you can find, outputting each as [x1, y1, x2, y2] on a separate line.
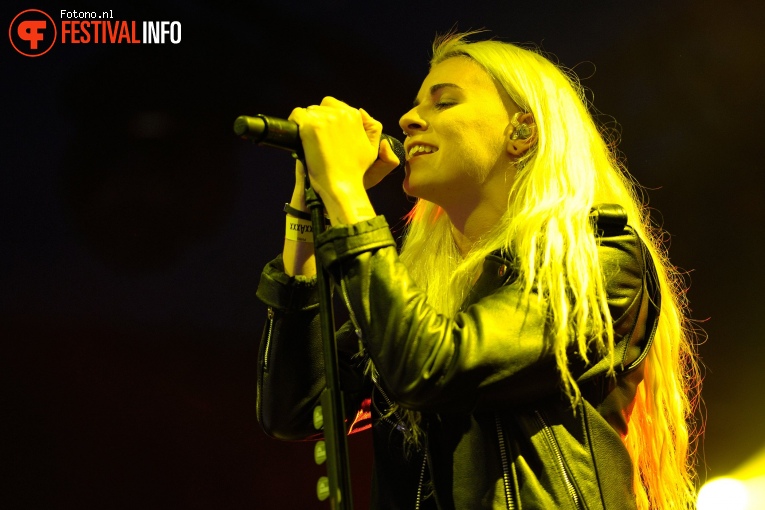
[304, 177, 354, 510]
[236, 114, 403, 508]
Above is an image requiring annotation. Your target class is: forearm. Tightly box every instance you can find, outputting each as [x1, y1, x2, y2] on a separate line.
[255, 255, 372, 439]
[256, 256, 323, 438]
[282, 163, 316, 277]
[283, 238, 316, 277]
[282, 165, 378, 274]
[257, 305, 326, 440]
[320, 181, 377, 227]
[315, 218, 562, 413]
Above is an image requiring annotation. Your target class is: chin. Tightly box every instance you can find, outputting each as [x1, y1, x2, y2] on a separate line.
[402, 175, 414, 196]
[402, 173, 423, 199]
[402, 177, 436, 203]
[402, 170, 417, 197]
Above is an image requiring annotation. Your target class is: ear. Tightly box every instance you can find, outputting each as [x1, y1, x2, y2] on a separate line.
[506, 112, 537, 157]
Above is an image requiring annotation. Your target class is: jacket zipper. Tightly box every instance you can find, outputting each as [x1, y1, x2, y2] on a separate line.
[374, 379, 427, 509]
[494, 413, 515, 510]
[262, 307, 275, 371]
[343, 276, 429, 509]
[534, 410, 582, 510]
[415, 451, 428, 510]
[372, 380, 406, 431]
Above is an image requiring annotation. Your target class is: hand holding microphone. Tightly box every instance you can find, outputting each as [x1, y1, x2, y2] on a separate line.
[235, 98, 403, 225]
[234, 98, 405, 191]
[288, 98, 391, 200]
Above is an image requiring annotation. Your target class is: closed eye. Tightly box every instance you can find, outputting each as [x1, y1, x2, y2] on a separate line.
[434, 101, 456, 110]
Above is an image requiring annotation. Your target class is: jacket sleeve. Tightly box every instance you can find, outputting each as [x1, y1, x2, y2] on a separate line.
[315, 215, 653, 414]
[255, 255, 368, 440]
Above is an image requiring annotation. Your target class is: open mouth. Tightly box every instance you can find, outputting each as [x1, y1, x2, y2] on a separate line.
[407, 144, 439, 160]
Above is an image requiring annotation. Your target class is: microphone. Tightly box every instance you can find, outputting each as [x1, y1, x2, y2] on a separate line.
[233, 114, 406, 170]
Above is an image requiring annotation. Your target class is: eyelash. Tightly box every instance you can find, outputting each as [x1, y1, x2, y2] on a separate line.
[434, 101, 456, 110]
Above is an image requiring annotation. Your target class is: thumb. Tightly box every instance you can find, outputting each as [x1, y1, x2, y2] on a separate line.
[378, 138, 401, 167]
[359, 108, 383, 144]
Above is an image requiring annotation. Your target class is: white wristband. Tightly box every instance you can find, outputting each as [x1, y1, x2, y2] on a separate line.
[285, 215, 314, 242]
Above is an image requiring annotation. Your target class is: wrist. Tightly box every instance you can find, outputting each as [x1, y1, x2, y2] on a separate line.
[284, 202, 311, 221]
[322, 183, 376, 225]
[289, 190, 308, 213]
[285, 214, 314, 243]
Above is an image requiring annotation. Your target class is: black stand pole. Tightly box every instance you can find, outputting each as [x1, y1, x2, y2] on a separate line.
[305, 178, 354, 510]
[233, 115, 374, 508]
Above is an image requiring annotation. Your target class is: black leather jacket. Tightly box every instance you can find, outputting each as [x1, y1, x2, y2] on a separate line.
[256, 205, 659, 509]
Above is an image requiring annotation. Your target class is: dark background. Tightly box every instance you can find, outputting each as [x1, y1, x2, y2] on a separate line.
[3, 0, 764, 508]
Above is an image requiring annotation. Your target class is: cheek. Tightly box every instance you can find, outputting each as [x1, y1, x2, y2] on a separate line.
[451, 131, 506, 179]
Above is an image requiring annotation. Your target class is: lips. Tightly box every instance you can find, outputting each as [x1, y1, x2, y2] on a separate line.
[406, 143, 439, 160]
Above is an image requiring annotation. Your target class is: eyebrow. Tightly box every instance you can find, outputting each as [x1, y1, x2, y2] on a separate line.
[413, 83, 463, 107]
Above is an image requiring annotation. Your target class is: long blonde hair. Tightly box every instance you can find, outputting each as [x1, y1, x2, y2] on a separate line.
[395, 32, 701, 509]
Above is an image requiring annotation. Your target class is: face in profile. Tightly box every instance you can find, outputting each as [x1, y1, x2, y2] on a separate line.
[399, 56, 519, 210]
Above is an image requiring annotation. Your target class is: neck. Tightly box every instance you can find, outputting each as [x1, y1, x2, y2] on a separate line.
[439, 160, 518, 258]
[445, 180, 511, 258]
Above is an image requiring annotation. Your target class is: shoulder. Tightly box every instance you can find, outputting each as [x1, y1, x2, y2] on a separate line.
[591, 205, 660, 358]
[591, 204, 648, 301]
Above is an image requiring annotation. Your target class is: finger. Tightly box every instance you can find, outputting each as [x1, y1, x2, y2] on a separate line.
[362, 153, 399, 190]
[359, 107, 382, 142]
[359, 108, 381, 129]
[378, 138, 401, 167]
[295, 159, 306, 179]
[320, 96, 353, 109]
[288, 106, 307, 124]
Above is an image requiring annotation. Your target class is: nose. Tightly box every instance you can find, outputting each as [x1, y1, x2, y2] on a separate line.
[399, 106, 427, 136]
